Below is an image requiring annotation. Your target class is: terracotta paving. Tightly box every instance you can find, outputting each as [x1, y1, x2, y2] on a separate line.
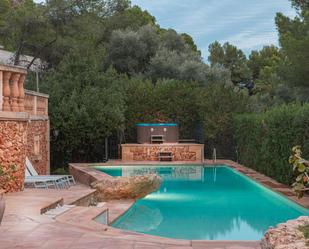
[3, 159, 308, 249]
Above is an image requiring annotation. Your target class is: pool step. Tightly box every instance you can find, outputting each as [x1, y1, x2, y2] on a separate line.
[44, 204, 76, 218]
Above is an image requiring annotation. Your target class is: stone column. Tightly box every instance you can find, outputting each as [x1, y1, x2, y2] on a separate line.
[10, 73, 20, 112]
[18, 74, 26, 112]
[2, 71, 12, 111]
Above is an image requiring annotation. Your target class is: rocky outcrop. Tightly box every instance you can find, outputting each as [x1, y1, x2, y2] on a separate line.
[261, 216, 309, 249]
[91, 174, 162, 201]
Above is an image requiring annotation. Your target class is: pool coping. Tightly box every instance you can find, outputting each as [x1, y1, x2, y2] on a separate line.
[67, 160, 308, 247]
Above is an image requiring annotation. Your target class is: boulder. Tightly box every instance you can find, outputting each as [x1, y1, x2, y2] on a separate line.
[261, 216, 309, 249]
[91, 174, 162, 201]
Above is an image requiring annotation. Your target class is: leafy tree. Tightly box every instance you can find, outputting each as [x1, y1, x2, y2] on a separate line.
[290, 0, 309, 14]
[100, 5, 156, 42]
[105, 25, 159, 74]
[275, 0, 309, 89]
[42, 0, 124, 68]
[161, 29, 188, 52]
[208, 41, 251, 84]
[248, 45, 282, 80]
[247, 45, 285, 97]
[0, 0, 56, 67]
[0, 0, 10, 30]
[181, 33, 201, 55]
[146, 46, 230, 85]
[41, 48, 125, 167]
[146, 47, 183, 82]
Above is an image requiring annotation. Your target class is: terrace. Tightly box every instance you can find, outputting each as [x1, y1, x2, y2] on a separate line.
[0, 64, 48, 117]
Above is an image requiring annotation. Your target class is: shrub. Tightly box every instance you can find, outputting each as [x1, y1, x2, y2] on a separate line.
[234, 103, 309, 185]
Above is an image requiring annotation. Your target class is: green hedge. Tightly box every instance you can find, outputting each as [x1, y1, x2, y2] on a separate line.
[234, 103, 309, 185]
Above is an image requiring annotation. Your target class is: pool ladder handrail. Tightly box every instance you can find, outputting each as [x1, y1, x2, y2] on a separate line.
[212, 147, 217, 163]
[213, 148, 217, 182]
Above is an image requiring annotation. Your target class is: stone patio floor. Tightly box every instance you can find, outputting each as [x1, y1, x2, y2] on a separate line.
[2, 159, 309, 249]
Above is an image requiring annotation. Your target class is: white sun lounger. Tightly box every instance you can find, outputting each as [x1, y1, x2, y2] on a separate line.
[25, 176, 67, 189]
[25, 157, 75, 189]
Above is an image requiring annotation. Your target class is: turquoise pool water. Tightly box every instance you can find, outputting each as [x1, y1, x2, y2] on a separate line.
[95, 165, 309, 240]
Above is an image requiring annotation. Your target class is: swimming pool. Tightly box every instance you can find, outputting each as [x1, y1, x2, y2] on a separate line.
[94, 165, 309, 240]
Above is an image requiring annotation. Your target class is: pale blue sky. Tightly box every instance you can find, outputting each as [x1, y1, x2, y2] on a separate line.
[131, 0, 295, 59]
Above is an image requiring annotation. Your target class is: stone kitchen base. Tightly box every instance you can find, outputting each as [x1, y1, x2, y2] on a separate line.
[121, 143, 204, 162]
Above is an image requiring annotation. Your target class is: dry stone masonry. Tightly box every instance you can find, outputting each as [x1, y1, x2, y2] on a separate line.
[122, 144, 204, 162]
[0, 121, 27, 192]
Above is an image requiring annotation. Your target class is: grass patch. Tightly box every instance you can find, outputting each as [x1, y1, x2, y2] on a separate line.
[299, 225, 309, 240]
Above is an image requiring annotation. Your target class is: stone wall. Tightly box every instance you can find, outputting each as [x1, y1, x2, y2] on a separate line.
[0, 120, 27, 192]
[0, 64, 49, 192]
[27, 120, 49, 175]
[122, 143, 204, 162]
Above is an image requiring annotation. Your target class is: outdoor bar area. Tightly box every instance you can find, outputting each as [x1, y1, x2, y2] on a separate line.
[121, 123, 204, 162]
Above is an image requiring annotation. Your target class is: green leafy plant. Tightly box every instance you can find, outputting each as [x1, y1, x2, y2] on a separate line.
[0, 164, 18, 190]
[290, 146, 309, 198]
[299, 224, 309, 246]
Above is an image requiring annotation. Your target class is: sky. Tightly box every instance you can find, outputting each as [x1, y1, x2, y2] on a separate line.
[131, 0, 295, 59]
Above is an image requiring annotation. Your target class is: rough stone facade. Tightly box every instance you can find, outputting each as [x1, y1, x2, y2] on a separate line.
[261, 216, 309, 249]
[27, 120, 49, 175]
[0, 65, 49, 192]
[0, 121, 27, 192]
[122, 144, 204, 162]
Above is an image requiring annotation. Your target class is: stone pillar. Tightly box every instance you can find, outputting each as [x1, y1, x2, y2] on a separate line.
[2, 71, 12, 111]
[10, 73, 20, 112]
[18, 74, 26, 112]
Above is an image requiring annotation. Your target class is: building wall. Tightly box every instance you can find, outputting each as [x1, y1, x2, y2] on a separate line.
[122, 144, 204, 162]
[27, 120, 49, 175]
[0, 64, 49, 192]
[0, 120, 27, 192]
